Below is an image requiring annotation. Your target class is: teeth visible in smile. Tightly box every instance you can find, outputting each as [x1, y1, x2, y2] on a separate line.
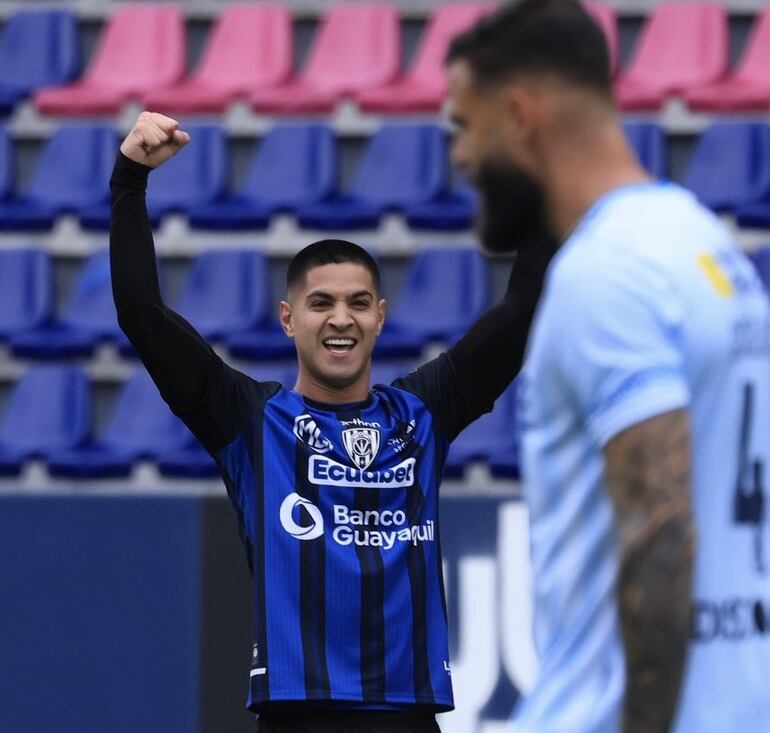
[324, 338, 355, 347]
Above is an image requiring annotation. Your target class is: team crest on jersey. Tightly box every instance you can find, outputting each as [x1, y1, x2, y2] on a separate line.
[342, 427, 380, 469]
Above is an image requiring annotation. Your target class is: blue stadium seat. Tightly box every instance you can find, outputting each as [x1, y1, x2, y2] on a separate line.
[683, 121, 770, 213]
[749, 247, 770, 291]
[174, 249, 271, 341]
[0, 366, 90, 475]
[0, 248, 53, 340]
[443, 381, 519, 478]
[10, 249, 123, 358]
[623, 121, 667, 178]
[405, 183, 476, 231]
[0, 125, 116, 230]
[227, 321, 296, 361]
[296, 124, 449, 230]
[188, 125, 337, 230]
[48, 369, 194, 478]
[375, 247, 491, 358]
[0, 11, 80, 115]
[80, 125, 227, 229]
[0, 125, 13, 200]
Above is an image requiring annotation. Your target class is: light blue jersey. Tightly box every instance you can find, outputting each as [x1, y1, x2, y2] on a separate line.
[515, 183, 770, 732]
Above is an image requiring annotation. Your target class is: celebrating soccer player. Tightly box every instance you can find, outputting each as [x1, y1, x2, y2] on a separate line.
[445, 1, 770, 731]
[111, 111, 550, 732]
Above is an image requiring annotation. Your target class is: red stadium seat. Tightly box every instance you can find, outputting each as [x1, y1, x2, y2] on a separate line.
[356, 3, 494, 113]
[615, 2, 727, 111]
[685, 7, 770, 111]
[584, 2, 618, 76]
[34, 5, 185, 116]
[250, 4, 400, 114]
[143, 4, 292, 114]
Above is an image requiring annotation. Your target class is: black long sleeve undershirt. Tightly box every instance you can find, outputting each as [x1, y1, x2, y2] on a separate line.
[110, 151, 550, 447]
[110, 152, 224, 411]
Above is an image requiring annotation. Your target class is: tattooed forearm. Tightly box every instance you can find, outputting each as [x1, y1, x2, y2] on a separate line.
[604, 409, 695, 733]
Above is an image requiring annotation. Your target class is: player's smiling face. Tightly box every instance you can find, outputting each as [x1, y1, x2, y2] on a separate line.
[280, 262, 385, 400]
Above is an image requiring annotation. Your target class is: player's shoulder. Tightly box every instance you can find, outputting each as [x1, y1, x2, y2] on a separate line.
[549, 182, 728, 295]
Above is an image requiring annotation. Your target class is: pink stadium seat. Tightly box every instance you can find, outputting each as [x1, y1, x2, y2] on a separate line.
[686, 7, 770, 111]
[584, 2, 618, 76]
[250, 4, 400, 114]
[143, 4, 291, 114]
[615, 2, 728, 111]
[34, 5, 185, 116]
[357, 4, 494, 113]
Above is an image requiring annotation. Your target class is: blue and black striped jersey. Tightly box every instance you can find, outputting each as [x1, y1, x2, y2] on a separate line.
[178, 355, 468, 713]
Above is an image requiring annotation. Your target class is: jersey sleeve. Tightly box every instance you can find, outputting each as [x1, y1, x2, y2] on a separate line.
[170, 361, 280, 455]
[392, 352, 471, 442]
[550, 244, 690, 447]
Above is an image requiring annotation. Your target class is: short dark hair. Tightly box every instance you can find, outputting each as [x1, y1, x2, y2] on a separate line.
[286, 239, 380, 293]
[446, 0, 611, 96]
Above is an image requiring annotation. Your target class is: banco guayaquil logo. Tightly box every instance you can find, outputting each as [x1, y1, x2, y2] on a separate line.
[279, 492, 324, 540]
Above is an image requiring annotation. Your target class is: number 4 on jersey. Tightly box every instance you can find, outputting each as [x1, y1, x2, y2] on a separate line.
[734, 383, 766, 575]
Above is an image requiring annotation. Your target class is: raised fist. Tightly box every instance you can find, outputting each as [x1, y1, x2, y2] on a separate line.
[120, 111, 190, 169]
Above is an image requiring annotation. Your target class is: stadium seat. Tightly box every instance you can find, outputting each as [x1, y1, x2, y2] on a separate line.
[174, 249, 272, 341]
[749, 247, 770, 291]
[250, 4, 399, 113]
[357, 4, 494, 113]
[188, 125, 337, 230]
[585, 2, 619, 76]
[0, 366, 90, 476]
[34, 5, 185, 116]
[682, 122, 770, 213]
[443, 381, 518, 478]
[143, 5, 292, 114]
[48, 369, 195, 478]
[623, 121, 667, 178]
[615, 3, 728, 111]
[80, 125, 226, 229]
[375, 247, 491, 357]
[0, 125, 11, 200]
[686, 7, 770, 111]
[0, 10, 80, 115]
[0, 249, 53, 340]
[9, 250, 123, 358]
[0, 125, 116, 231]
[296, 124, 448, 230]
[405, 183, 477, 231]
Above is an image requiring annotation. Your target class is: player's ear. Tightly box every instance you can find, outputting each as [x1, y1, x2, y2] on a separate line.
[279, 300, 294, 338]
[376, 298, 386, 336]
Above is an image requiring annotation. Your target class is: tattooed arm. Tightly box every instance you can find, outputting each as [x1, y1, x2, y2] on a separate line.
[604, 408, 696, 733]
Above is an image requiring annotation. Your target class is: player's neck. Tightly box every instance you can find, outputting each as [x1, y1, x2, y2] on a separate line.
[293, 370, 371, 406]
[544, 125, 650, 241]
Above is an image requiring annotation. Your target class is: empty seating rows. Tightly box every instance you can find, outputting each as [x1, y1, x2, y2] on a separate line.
[0, 246, 491, 360]
[3, 119, 770, 232]
[0, 364, 520, 481]
[0, 3, 767, 119]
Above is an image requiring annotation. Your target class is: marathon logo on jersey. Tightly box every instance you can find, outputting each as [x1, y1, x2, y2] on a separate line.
[293, 414, 333, 454]
[342, 426, 380, 469]
[308, 455, 415, 488]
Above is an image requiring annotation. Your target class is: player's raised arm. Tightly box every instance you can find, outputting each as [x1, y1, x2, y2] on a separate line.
[604, 410, 695, 733]
[395, 239, 553, 442]
[110, 112, 222, 413]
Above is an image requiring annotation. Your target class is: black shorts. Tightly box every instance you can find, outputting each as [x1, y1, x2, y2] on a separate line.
[255, 710, 441, 733]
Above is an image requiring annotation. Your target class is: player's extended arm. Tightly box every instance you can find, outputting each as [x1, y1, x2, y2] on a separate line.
[111, 112, 223, 409]
[447, 239, 554, 422]
[604, 408, 695, 733]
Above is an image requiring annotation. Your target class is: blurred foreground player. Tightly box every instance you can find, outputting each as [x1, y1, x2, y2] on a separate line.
[446, 1, 770, 731]
[110, 112, 551, 732]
